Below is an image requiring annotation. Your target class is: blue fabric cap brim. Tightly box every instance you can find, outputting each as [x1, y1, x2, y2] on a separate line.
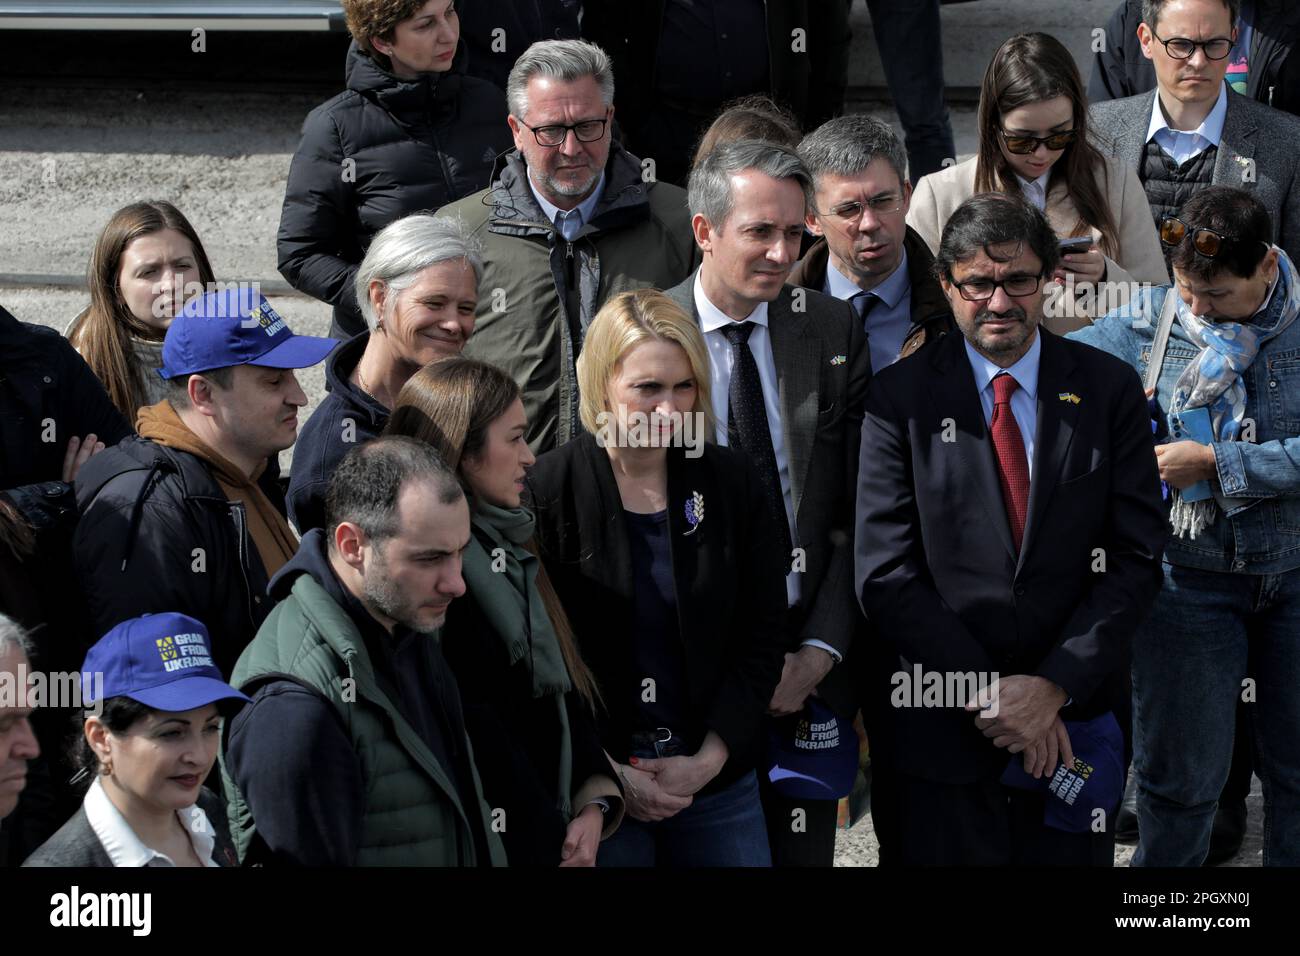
[246, 333, 338, 370]
[124, 675, 252, 714]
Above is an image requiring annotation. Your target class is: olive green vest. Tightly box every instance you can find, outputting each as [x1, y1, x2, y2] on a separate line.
[222, 572, 507, 867]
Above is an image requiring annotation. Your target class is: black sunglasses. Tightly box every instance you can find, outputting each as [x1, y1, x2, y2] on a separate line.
[999, 129, 1077, 155]
[1159, 217, 1239, 257]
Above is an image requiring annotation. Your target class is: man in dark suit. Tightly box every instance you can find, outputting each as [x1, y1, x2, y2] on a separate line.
[665, 139, 870, 866]
[855, 192, 1167, 865]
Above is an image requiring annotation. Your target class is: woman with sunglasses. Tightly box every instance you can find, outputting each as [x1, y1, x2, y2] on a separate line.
[1069, 185, 1300, 866]
[908, 32, 1169, 332]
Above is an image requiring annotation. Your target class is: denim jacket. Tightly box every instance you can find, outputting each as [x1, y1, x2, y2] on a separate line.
[1070, 284, 1300, 575]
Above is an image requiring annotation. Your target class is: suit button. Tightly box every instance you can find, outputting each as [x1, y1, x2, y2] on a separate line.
[1014, 585, 1026, 596]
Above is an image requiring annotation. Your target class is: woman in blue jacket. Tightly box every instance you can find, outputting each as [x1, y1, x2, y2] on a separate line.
[1069, 185, 1300, 867]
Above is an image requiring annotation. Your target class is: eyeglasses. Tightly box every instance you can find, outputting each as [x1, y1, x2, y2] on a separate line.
[522, 113, 610, 147]
[822, 194, 906, 221]
[1150, 28, 1233, 60]
[1159, 217, 1240, 257]
[999, 129, 1077, 155]
[949, 274, 1043, 301]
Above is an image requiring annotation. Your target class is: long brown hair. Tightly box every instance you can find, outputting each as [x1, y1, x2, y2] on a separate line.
[386, 357, 602, 708]
[66, 201, 215, 421]
[975, 32, 1120, 260]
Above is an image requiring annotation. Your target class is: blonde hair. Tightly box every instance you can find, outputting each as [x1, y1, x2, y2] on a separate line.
[576, 289, 714, 437]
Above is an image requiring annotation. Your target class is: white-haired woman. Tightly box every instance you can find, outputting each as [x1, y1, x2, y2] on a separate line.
[286, 213, 483, 534]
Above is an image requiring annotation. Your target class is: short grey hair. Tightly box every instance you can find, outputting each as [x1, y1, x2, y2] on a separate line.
[798, 114, 909, 192]
[506, 39, 615, 121]
[687, 139, 814, 229]
[0, 612, 33, 663]
[355, 214, 484, 333]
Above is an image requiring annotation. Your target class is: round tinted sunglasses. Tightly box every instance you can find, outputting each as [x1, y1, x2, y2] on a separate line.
[1159, 217, 1238, 257]
[999, 129, 1077, 154]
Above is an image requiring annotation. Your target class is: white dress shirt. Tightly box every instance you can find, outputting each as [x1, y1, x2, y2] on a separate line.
[528, 172, 606, 240]
[1146, 81, 1229, 167]
[964, 331, 1042, 477]
[1016, 170, 1052, 212]
[84, 775, 218, 867]
[694, 272, 802, 608]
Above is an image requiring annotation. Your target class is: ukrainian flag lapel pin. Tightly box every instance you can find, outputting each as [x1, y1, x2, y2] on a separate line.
[1058, 392, 1082, 405]
[830, 354, 847, 366]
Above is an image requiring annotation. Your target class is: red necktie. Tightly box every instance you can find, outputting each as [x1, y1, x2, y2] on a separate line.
[991, 373, 1030, 551]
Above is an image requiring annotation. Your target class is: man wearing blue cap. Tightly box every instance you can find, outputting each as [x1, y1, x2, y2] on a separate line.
[73, 288, 335, 677]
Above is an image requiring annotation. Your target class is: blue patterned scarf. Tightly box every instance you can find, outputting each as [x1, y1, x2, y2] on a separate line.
[1168, 249, 1300, 537]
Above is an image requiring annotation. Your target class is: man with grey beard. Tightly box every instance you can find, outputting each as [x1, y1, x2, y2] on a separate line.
[854, 192, 1166, 865]
[222, 437, 505, 866]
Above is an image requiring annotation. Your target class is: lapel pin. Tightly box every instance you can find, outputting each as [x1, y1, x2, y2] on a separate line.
[1058, 392, 1081, 404]
[829, 354, 847, 366]
[683, 491, 705, 536]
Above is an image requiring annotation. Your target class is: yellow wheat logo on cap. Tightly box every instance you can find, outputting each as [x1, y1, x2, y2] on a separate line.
[1058, 392, 1081, 404]
[156, 636, 178, 661]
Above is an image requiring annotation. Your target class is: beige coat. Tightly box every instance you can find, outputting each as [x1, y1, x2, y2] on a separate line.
[906, 155, 1169, 334]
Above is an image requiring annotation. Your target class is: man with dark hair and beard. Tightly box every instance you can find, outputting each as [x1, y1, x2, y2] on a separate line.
[854, 192, 1167, 864]
[222, 436, 505, 866]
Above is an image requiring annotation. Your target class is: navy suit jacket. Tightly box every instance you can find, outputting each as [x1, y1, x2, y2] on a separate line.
[854, 327, 1167, 783]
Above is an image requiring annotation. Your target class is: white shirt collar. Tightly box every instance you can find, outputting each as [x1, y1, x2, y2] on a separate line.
[1146, 81, 1229, 147]
[824, 249, 911, 309]
[527, 171, 606, 232]
[1016, 170, 1052, 211]
[963, 329, 1042, 401]
[693, 270, 770, 332]
[84, 776, 217, 867]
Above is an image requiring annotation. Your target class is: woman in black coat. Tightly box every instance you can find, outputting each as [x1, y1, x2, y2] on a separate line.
[526, 289, 790, 867]
[277, 0, 511, 338]
[385, 357, 624, 866]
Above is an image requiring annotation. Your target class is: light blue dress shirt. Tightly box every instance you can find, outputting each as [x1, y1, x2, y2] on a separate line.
[528, 171, 606, 240]
[1146, 82, 1228, 167]
[963, 331, 1041, 478]
[823, 248, 913, 374]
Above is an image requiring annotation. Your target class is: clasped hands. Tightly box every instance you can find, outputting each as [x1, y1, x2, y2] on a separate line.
[964, 675, 1075, 780]
[616, 731, 728, 823]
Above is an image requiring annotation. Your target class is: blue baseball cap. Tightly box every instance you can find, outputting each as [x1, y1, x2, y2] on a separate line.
[83, 613, 250, 713]
[1000, 711, 1125, 833]
[157, 287, 336, 379]
[765, 698, 860, 801]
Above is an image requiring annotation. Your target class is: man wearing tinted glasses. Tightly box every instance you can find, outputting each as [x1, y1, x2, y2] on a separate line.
[439, 39, 698, 453]
[1089, 0, 1300, 265]
[855, 193, 1166, 865]
[789, 115, 955, 375]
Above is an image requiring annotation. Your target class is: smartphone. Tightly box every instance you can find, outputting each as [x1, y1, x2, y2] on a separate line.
[1058, 235, 1095, 253]
[1167, 406, 1215, 502]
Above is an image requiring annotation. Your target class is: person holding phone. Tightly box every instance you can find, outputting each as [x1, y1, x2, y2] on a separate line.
[908, 32, 1169, 333]
[1069, 186, 1300, 866]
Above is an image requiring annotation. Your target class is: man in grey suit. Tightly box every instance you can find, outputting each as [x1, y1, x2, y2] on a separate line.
[664, 140, 870, 866]
[1088, 0, 1300, 263]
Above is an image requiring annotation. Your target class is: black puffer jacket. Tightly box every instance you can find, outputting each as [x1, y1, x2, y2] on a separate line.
[277, 41, 512, 338]
[72, 438, 275, 679]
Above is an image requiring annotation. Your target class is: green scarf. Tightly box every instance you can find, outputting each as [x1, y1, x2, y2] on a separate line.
[461, 500, 574, 817]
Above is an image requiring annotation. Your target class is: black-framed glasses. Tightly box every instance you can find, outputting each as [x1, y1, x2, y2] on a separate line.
[822, 194, 906, 221]
[949, 274, 1043, 301]
[1150, 28, 1234, 60]
[999, 129, 1077, 155]
[523, 112, 610, 147]
[1159, 217, 1239, 257]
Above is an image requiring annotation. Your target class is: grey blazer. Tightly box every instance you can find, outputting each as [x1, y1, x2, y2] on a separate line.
[23, 787, 237, 868]
[664, 273, 870, 716]
[1089, 88, 1300, 263]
